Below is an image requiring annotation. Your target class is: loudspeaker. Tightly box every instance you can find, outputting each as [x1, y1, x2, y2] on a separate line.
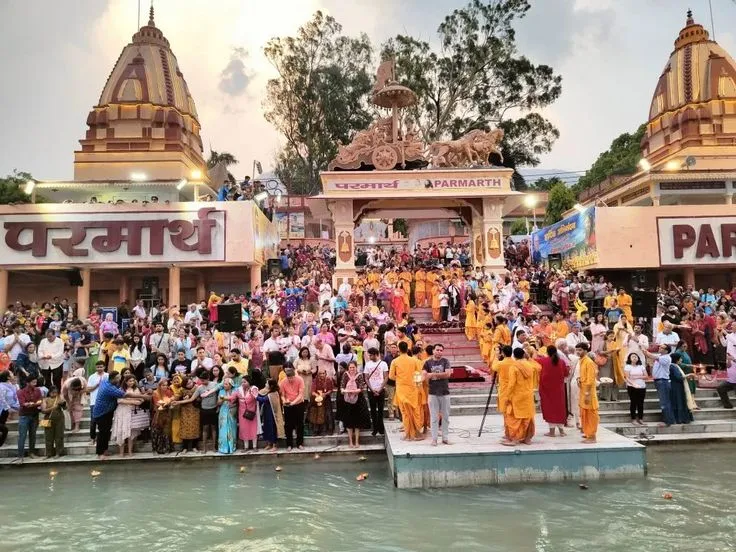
[142, 276, 159, 295]
[267, 258, 281, 278]
[632, 290, 657, 319]
[67, 269, 84, 287]
[217, 303, 243, 332]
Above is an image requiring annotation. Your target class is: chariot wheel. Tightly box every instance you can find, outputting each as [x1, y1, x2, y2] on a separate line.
[372, 145, 399, 170]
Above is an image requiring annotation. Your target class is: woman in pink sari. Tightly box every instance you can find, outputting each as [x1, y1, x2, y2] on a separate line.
[235, 377, 260, 450]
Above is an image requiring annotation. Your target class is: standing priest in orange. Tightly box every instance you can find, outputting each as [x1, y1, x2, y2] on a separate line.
[389, 341, 424, 441]
[576, 342, 599, 443]
[501, 348, 539, 446]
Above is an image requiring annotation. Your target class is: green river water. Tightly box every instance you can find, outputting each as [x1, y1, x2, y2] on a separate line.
[1, 445, 734, 552]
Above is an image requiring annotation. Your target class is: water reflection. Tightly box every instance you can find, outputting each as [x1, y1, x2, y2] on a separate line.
[1, 445, 735, 552]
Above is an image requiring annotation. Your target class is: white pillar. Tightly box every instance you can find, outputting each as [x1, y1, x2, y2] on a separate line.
[481, 198, 506, 274]
[77, 269, 91, 319]
[330, 199, 355, 286]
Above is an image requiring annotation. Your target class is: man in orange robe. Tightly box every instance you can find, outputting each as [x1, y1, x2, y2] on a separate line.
[389, 341, 424, 440]
[576, 343, 600, 443]
[501, 348, 540, 445]
[491, 345, 515, 441]
[414, 268, 427, 308]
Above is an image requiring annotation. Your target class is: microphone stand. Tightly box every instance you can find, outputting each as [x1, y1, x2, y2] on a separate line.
[477, 372, 498, 438]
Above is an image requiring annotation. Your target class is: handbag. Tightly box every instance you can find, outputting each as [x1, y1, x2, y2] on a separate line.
[243, 409, 256, 420]
[39, 418, 52, 428]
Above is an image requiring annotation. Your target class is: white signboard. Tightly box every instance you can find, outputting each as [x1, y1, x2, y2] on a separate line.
[0, 208, 226, 266]
[657, 216, 736, 266]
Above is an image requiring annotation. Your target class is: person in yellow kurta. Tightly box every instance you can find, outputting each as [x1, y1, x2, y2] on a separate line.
[501, 348, 540, 446]
[491, 346, 515, 441]
[414, 346, 430, 433]
[617, 288, 633, 321]
[576, 343, 599, 443]
[480, 322, 494, 364]
[414, 268, 427, 308]
[386, 269, 399, 287]
[430, 282, 441, 322]
[464, 299, 478, 340]
[518, 278, 530, 302]
[492, 316, 512, 348]
[552, 313, 569, 340]
[389, 342, 424, 440]
[399, 268, 412, 312]
[367, 269, 380, 292]
[603, 290, 616, 310]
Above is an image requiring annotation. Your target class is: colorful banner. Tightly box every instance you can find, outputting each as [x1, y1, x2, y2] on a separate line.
[531, 207, 598, 269]
[288, 212, 305, 238]
[275, 212, 289, 239]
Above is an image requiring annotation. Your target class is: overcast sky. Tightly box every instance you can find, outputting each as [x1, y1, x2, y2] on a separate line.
[1, 0, 735, 182]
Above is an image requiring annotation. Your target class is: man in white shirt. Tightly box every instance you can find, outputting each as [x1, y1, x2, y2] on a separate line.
[4, 323, 31, 363]
[132, 300, 147, 321]
[86, 361, 108, 445]
[184, 303, 203, 330]
[363, 347, 388, 435]
[38, 329, 65, 390]
[626, 323, 650, 361]
[314, 337, 336, 379]
[655, 322, 680, 348]
[363, 326, 380, 353]
[262, 327, 283, 355]
[565, 323, 588, 350]
[191, 347, 214, 373]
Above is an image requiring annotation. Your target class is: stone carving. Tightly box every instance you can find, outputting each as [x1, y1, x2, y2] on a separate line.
[487, 227, 502, 259]
[338, 230, 353, 263]
[328, 61, 426, 171]
[428, 129, 504, 168]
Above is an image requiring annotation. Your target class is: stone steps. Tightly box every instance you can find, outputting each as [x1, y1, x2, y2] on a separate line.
[1, 432, 385, 458]
[602, 419, 736, 436]
[0, 442, 387, 465]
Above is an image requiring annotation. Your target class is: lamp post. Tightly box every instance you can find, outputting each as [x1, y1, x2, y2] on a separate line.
[523, 194, 538, 232]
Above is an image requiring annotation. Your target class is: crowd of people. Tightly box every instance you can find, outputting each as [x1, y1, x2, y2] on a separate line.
[2, 241, 736, 461]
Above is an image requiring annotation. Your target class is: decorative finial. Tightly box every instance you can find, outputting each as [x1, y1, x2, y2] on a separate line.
[686, 8, 694, 25]
[148, 1, 155, 26]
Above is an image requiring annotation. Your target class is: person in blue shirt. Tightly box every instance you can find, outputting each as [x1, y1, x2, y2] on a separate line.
[92, 371, 142, 459]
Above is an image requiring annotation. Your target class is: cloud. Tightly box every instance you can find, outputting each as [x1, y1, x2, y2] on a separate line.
[219, 47, 253, 96]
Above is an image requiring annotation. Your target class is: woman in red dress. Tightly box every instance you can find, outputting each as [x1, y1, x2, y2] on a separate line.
[538, 345, 570, 437]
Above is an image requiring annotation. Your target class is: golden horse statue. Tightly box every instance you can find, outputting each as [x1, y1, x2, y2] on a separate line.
[427, 128, 504, 167]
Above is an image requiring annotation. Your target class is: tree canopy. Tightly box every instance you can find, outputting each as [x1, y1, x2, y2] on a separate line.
[529, 176, 565, 191]
[544, 181, 576, 226]
[382, 0, 562, 173]
[0, 171, 36, 204]
[574, 124, 646, 193]
[264, 11, 373, 196]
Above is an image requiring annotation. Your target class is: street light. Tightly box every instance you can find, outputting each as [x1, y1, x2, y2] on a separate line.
[664, 159, 681, 171]
[523, 194, 538, 231]
[176, 178, 187, 191]
[190, 169, 203, 180]
[130, 172, 147, 182]
[23, 180, 35, 195]
[638, 158, 651, 172]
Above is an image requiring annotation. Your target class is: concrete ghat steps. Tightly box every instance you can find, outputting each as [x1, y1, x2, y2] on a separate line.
[0, 432, 385, 459]
[0, 443, 386, 466]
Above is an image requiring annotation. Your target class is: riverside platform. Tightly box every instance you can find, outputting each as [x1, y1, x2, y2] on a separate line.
[385, 414, 646, 488]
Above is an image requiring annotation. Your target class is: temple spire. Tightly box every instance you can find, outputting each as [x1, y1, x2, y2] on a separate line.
[686, 8, 694, 26]
[148, 1, 155, 27]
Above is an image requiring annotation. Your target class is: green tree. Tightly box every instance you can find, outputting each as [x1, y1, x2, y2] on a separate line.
[530, 176, 564, 191]
[0, 171, 36, 204]
[207, 150, 239, 185]
[392, 218, 408, 237]
[207, 150, 238, 169]
[544, 182, 576, 226]
[382, 0, 562, 172]
[508, 217, 528, 235]
[264, 11, 374, 196]
[575, 124, 646, 193]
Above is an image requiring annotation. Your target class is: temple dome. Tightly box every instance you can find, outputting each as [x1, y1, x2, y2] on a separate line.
[74, 7, 205, 182]
[642, 10, 736, 162]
